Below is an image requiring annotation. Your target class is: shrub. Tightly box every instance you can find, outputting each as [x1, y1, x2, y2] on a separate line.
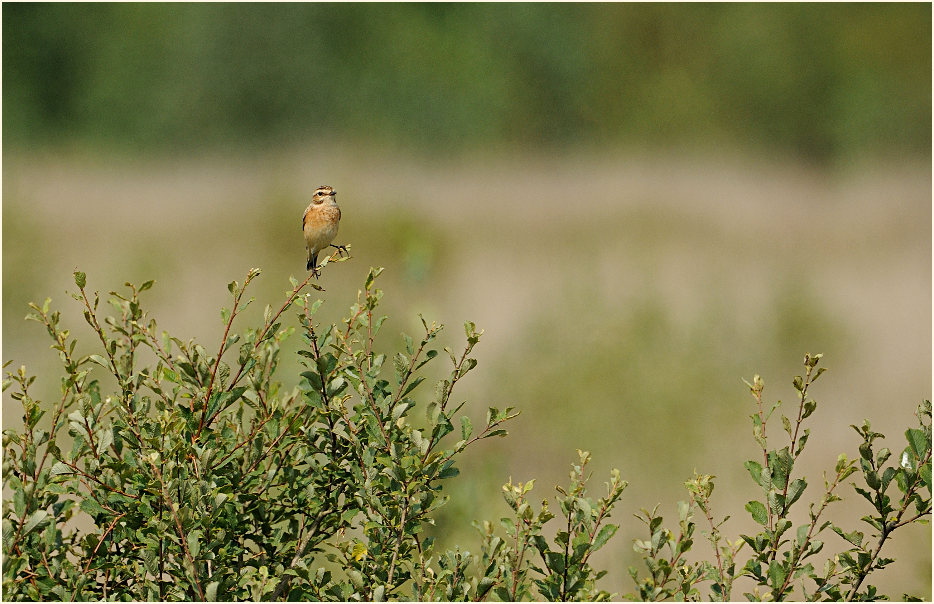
[2, 265, 930, 600]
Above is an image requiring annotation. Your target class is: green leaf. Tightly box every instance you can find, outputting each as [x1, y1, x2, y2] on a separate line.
[97, 428, 114, 455]
[22, 510, 48, 536]
[793, 562, 814, 580]
[575, 496, 592, 519]
[796, 523, 808, 548]
[460, 416, 472, 440]
[402, 376, 425, 397]
[768, 489, 784, 514]
[591, 524, 618, 551]
[745, 500, 768, 526]
[831, 525, 863, 548]
[768, 561, 787, 588]
[808, 540, 823, 557]
[438, 464, 460, 479]
[802, 400, 817, 418]
[50, 461, 73, 476]
[88, 354, 110, 370]
[744, 460, 766, 488]
[391, 401, 410, 422]
[544, 551, 566, 574]
[74, 271, 87, 289]
[188, 529, 202, 559]
[79, 498, 107, 518]
[774, 518, 792, 540]
[13, 488, 25, 517]
[742, 557, 764, 578]
[795, 428, 810, 456]
[853, 485, 875, 505]
[876, 447, 892, 466]
[900, 449, 917, 471]
[905, 428, 928, 459]
[70, 433, 86, 460]
[786, 478, 807, 508]
[770, 448, 793, 486]
[326, 377, 346, 397]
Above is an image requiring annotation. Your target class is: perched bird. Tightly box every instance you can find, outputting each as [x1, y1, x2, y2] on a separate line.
[302, 185, 346, 276]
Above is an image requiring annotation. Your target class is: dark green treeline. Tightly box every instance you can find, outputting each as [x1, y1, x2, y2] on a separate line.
[3, 3, 930, 161]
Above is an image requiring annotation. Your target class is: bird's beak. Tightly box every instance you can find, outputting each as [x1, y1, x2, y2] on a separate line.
[330, 190, 337, 196]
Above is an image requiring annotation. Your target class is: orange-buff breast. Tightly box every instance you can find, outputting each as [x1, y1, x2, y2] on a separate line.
[304, 205, 341, 252]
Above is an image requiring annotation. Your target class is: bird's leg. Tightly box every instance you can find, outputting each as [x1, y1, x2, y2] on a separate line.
[330, 243, 349, 257]
[309, 252, 320, 278]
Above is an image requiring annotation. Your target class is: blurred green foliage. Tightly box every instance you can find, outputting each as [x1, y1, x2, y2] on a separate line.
[3, 3, 930, 162]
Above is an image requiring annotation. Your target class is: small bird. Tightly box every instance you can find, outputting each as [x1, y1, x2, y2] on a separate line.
[302, 185, 346, 276]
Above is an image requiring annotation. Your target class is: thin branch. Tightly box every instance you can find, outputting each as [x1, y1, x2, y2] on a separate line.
[386, 497, 409, 588]
[694, 496, 728, 599]
[200, 280, 245, 417]
[226, 270, 317, 395]
[844, 446, 932, 600]
[775, 466, 847, 599]
[152, 460, 206, 601]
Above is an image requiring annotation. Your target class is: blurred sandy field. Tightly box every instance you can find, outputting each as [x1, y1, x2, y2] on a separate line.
[2, 148, 931, 597]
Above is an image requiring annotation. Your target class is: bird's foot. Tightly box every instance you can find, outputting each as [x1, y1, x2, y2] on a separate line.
[330, 243, 349, 258]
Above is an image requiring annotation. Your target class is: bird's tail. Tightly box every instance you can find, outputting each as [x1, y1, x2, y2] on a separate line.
[306, 252, 317, 272]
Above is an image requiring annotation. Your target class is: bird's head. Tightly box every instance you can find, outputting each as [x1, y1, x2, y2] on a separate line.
[312, 186, 336, 204]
